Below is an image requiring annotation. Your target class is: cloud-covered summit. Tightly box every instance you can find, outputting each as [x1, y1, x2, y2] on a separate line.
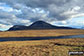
[0, 0, 84, 30]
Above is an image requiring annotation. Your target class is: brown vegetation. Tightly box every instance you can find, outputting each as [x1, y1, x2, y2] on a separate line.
[0, 29, 84, 56]
[0, 38, 84, 56]
[0, 29, 84, 37]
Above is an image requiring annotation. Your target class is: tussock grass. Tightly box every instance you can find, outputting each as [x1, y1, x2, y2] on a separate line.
[0, 29, 84, 56]
[0, 38, 84, 56]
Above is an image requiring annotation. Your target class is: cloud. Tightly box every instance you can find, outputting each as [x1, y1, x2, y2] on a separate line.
[0, 11, 14, 19]
[1, 0, 84, 20]
[0, 0, 84, 30]
[0, 24, 13, 31]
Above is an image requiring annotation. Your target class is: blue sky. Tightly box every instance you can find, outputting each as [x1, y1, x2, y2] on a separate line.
[0, 0, 84, 31]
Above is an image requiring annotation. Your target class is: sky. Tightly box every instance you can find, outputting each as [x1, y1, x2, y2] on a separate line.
[0, 0, 84, 31]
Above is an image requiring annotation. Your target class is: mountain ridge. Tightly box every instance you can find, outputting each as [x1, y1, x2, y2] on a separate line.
[8, 21, 75, 31]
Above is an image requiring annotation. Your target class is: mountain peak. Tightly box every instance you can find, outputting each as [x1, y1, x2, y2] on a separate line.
[8, 21, 75, 31]
[8, 25, 28, 31]
[35, 20, 46, 22]
[28, 20, 56, 29]
[33, 20, 47, 24]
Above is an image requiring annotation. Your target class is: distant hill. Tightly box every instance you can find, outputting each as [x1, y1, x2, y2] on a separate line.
[8, 25, 28, 31]
[8, 21, 75, 31]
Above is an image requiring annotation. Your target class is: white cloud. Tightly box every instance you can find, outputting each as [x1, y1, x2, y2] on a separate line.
[71, 13, 84, 18]
[0, 0, 84, 30]
[73, 6, 80, 11]
[21, 20, 30, 23]
[0, 24, 13, 31]
[1, 0, 84, 21]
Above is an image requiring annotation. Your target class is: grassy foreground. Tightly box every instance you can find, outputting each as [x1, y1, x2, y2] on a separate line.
[0, 38, 84, 56]
[0, 29, 84, 37]
[0, 29, 84, 56]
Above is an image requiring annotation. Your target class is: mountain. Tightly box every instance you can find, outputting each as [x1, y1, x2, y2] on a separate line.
[8, 21, 75, 31]
[28, 21, 58, 29]
[8, 25, 28, 31]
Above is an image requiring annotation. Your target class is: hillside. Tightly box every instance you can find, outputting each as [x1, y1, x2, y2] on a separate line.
[8, 21, 74, 31]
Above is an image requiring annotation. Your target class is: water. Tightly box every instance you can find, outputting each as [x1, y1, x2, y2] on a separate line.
[0, 35, 84, 42]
